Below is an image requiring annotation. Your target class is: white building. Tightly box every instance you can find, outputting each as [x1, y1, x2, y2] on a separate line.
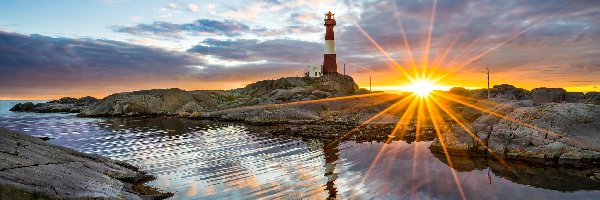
[307, 64, 323, 77]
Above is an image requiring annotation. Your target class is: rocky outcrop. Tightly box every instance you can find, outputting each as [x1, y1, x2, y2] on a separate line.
[10, 96, 99, 113]
[0, 128, 171, 199]
[238, 74, 359, 97]
[80, 74, 364, 117]
[81, 88, 206, 117]
[432, 101, 600, 167]
[586, 92, 600, 104]
[312, 74, 360, 94]
[531, 87, 567, 104]
[199, 93, 402, 125]
[472, 84, 531, 100]
[566, 92, 585, 103]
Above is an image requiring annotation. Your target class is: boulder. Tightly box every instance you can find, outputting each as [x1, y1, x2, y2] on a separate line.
[472, 84, 531, 100]
[241, 77, 308, 96]
[9, 102, 36, 112]
[448, 87, 472, 97]
[585, 92, 600, 104]
[314, 74, 360, 94]
[57, 97, 78, 104]
[566, 92, 585, 103]
[80, 88, 201, 116]
[492, 84, 531, 100]
[311, 90, 328, 98]
[77, 96, 99, 103]
[531, 87, 567, 104]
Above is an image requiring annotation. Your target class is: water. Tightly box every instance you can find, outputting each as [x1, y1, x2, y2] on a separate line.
[1, 100, 599, 199]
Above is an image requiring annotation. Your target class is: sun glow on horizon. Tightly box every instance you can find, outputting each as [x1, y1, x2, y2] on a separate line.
[406, 79, 438, 96]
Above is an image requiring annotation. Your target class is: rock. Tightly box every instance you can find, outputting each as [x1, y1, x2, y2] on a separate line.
[566, 92, 585, 103]
[81, 88, 201, 117]
[57, 97, 78, 104]
[448, 87, 471, 97]
[311, 90, 328, 98]
[313, 74, 360, 94]
[176, 102, 203, 117]
[9, 102, 36, 112]
[585, 92, 600, 104]
[201, 93, 401, 124]
[10, 96, 100, 113]
[434, 102, 600, 167]
[0, 128, 172, 199]
[531, 87, 567, 104]
[77, 96, 99, 103]
[460, 98, 510, 121]
[471, 84, 531, 100]
[241, 77, 308, 97]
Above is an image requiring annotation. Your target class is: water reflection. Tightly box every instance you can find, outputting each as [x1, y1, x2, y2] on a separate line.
[431, 152, 600, 192]
[1, 102, 599, 199]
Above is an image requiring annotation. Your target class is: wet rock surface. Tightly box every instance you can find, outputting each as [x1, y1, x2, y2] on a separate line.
[0, 128, 172, 200]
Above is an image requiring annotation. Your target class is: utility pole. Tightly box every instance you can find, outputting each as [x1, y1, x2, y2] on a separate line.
[370, 77, 372, 92]
[343, 64, 346, 75]
[487, 67, 490, 99]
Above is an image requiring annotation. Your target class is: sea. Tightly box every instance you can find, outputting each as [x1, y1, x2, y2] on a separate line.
[1, 100, 599, 199]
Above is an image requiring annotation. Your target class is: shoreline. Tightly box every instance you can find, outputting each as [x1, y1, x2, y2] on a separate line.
[0, 128, 173, 200]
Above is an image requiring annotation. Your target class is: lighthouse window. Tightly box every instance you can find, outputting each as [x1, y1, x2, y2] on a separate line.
[315, 72, 317, 76]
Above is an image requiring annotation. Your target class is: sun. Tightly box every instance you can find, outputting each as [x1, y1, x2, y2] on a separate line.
[406, 79, 437, 97]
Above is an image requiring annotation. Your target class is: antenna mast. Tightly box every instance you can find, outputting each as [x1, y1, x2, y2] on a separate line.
[487, 68, 490, 99]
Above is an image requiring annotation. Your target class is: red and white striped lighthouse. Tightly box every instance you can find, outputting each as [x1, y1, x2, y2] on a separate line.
[323, 11, 337, 74]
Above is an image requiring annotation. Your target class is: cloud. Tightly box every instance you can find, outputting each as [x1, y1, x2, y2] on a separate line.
[221, 4, 264, 20]
[187, 4, 198, 12]
[187, 38, 322, 63]
[0, 31, 204, 87]
[169, 3, 179, 8]
[0, 31, 320, 97]
[112, 19, 251, 38]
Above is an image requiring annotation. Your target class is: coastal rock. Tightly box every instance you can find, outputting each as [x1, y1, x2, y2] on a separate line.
[77, 96, 99, 104]
[0, 128, 171, 199]
[81, 74, 364, 117]
[11, 96, 100, 113]
[566, 92, 585, 103]
[460, 98, 511, 122]
[9, 102, 36, 112]
[201, 93, 401, 124]
[531, 87, 567, 104]
[81, 88, 203, 116]
[313, 74, 360, 94]
[241, 77, 308, 97]
[433, 102, 600, 167]
[57, 97, 78, 104]
[448, 87, 472, 97]
[472, 84, 531, 100]
[586, 92, 600, 104]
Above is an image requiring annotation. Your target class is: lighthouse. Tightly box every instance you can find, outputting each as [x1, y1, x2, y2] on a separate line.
[323, 11, 337, 74]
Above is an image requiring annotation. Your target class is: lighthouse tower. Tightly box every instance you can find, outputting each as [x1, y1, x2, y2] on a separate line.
[323, 11, 337, 74]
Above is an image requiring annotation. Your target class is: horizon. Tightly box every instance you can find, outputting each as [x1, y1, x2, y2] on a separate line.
[1, 0, 600, 100]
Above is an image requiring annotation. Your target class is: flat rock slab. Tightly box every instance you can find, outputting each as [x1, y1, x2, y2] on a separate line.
[0, 128, 162, 199]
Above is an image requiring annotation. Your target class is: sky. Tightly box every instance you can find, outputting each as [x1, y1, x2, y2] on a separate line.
[1, 0, 599, 99]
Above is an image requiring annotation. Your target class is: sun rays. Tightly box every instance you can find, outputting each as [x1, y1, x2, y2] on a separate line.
[321, 1, 576, 199]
